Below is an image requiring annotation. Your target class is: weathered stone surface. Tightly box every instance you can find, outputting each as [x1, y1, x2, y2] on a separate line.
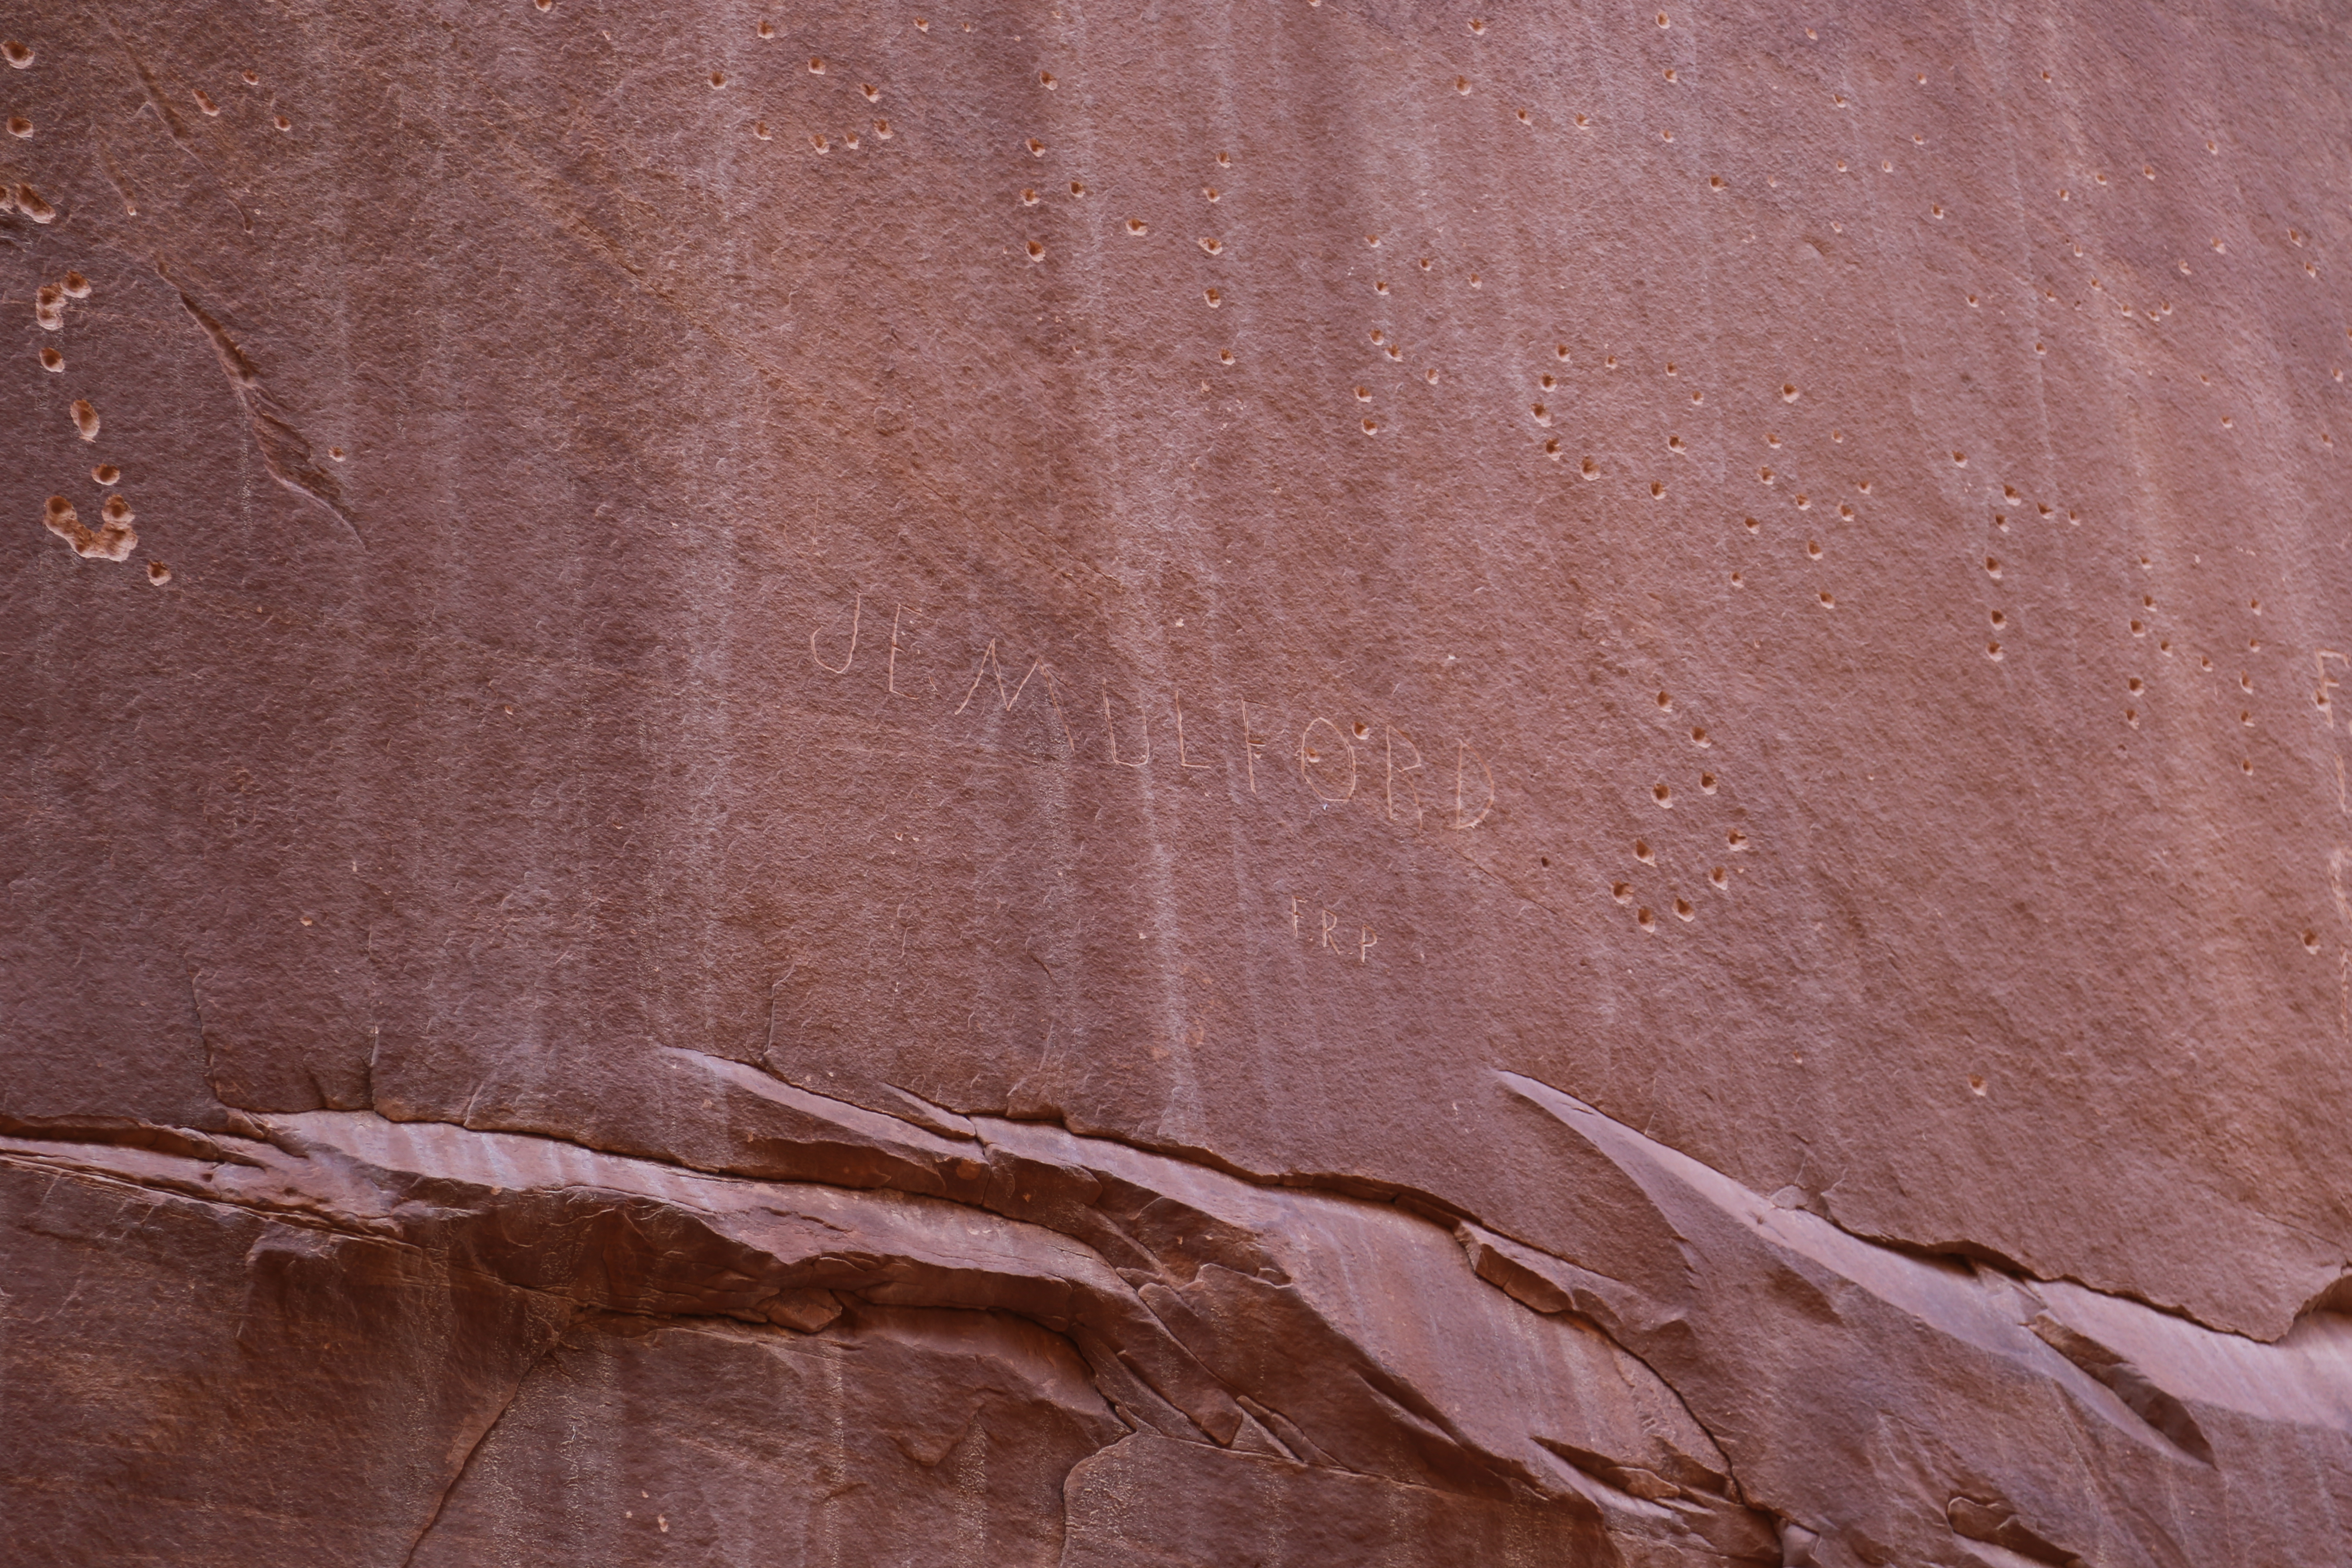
[6, 0, 2352, 1562]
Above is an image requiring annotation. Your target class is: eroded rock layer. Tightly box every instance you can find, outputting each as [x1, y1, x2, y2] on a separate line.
[6, 2, 2351, 1565]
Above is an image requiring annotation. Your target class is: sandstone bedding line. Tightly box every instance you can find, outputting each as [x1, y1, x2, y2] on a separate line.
[8, 1044, 2351, 1567]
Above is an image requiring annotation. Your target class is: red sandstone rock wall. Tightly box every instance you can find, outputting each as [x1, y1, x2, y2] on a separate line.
[7, 3, 2352, 1564]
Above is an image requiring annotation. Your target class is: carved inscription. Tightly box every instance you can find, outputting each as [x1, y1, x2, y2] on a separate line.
[800, 587, 1496, 833]
[1291, 895, 1377, 965]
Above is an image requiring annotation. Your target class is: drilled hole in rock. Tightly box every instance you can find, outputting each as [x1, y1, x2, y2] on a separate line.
[1638, 906, 1656, 930]
[1744, 517, 1760, 533]
[1219, 349, 1234, 365]
[93, 465, 119, 485]
[1986, 557, 2001, 577]
[147, 560, 171, 585]
[1517, 108, 1530, 123]
[1819, 591, 1836, 606]
[1039, 71, 1057, 88]
[1360, 416, 1376, 434]
[1990, 610, 2006, 628]
[1580, 456, 1598, 478]
[1020, 189, 1040, 205]
[2127, 677, 2144, 693]
[1806, 539, 1822, 559]
[4, 40, 33, 66]
[1544, 438, 1560, 456]
[812, 133, 830, 152]
[2130, 619, 2144, 635]
[1126, 218, 1147, 235]
[1760, 467, 1774, 483]
[1430, 369, 1443, 384]
[1795, 494, 1810, 510]
[753, 121, 772, 140]
[1354, 386, 1372, 401]
[70, 400, 99, 441]
[1654, 784, 1673, 806]
[1700, 773, 1717, 793]
[1205, 289, 1222, 308]
[1656, 691, 1673, 710]
[193, 88, 220, 115]
[710, 70, 727, 87]
[875, 120, 893, 138]
[1454, 75, 1470, 93]
[1730, 571, 1744, 585]
[1781, 383, 1799, 401]
[39, 346, 61, 371]
[1216, 151, 1231, 167]
[1605, 355, 1619, 370]
[1634, 839, 1654, 863]
[1613, 881, 1632, 903]
[1532, 404, 1550, 424]
[1026, 240, 1044, 261]
[1199, 237, 1222, 254]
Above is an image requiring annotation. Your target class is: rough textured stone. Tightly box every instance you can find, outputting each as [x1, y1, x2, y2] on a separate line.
[6, 1, 2352, 1563]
